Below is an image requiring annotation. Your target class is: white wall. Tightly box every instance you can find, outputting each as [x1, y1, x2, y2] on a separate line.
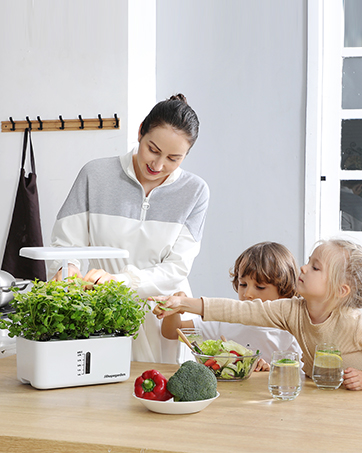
[156, 0, 307, 297]
[0, 0, 307, 301]
[0, 0, 129, 257]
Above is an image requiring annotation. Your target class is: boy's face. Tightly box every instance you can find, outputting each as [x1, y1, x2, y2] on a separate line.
[237, 272, 281, 302]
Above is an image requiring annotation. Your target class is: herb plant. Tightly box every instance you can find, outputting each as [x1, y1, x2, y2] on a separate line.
[0, 277, 149, 341]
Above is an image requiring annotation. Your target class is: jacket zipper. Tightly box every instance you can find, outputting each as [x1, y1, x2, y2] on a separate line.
[140, 196, 150, 221]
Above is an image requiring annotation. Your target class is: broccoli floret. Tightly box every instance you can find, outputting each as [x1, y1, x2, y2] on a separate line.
[167, 360, 217, 402]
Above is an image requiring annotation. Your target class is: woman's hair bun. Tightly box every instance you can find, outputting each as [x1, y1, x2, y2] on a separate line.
[140, 93, 198, 148]
[169, 93, 188, 104]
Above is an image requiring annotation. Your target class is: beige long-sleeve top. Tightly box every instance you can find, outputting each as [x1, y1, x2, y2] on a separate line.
[202, 296, 362, 377]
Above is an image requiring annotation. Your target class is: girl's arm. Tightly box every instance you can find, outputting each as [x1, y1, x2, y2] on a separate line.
[343, 368, 362, 390]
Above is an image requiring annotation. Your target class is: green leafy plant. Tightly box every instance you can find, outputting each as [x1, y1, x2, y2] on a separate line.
[0, 277, 149, 341]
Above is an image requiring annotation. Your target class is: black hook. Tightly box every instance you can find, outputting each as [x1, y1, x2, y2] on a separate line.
[37, 116, 43, 131]
[98, 114, 103, 129]
[114, 113, 119, 128]
[78, 114, 84, 129]
[9, 117, 15, 131]
[26, 116, 32, 130]
[59, 115, 65, 130]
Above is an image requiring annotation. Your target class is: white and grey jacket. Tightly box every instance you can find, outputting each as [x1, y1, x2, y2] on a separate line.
[49, 148, 210, 300]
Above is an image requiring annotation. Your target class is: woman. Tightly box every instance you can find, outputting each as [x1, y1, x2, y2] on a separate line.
[48, 94, 210, 363]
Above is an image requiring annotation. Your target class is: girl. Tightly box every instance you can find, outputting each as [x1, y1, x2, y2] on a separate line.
[49, 94, 209, 363]
[154, 239, 362, 390]
[162, 242, 302, 371]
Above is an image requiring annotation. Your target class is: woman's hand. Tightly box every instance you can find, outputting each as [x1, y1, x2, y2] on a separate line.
[83, 268, 116, 285]
[254, 358, 270, 372]
[343, 367, 362, 390]
[53, 264, 82, 281]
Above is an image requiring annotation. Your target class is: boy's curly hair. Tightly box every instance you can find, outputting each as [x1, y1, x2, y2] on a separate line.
[229, 242, 298, 299]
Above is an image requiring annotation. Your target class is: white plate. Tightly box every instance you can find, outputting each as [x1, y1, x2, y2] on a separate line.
[133, 392, 220, 414]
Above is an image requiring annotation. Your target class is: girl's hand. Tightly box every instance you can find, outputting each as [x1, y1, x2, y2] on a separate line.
[254, 358, 270, 372]
[151, 295, 185, 319]
[151, 295, 204, 318]
[343, 367, 362, 391]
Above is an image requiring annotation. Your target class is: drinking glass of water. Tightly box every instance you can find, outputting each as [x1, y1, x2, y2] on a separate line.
[268, 351, 301, 401]
[178, 328, 203, 344]
[176, 328, 203, 365]
[312, 343, 343, 390]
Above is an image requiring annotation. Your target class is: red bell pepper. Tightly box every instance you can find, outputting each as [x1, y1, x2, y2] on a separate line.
[229, 350, 241, 365]
[134, 369, 173, 401]
[203, 358, 221, 371]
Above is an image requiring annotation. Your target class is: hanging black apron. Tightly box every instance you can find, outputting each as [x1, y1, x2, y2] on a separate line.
[1, 128, 47, 280]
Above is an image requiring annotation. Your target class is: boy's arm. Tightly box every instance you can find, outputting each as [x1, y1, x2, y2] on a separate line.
[343, 368, 362, 390]
[254, 358, 270, 372]
[161, 316, 194, 339]
[159, 292, 197, 339]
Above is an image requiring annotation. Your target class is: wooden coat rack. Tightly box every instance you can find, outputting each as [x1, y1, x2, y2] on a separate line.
[1, 114, 120, 132]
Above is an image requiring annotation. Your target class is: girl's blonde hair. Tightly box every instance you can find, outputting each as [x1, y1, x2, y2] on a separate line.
[315, 239, 362, 310]
[229, 242, 298, 298]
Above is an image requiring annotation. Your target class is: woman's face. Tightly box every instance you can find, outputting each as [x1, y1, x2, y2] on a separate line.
[134, 124, 190, 189]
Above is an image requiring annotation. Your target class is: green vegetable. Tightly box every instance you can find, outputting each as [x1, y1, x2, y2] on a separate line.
[197, 339, 259, 380]
[212, 352, 235, 368]
[221, 339, 253, 356]
[220, 366, 238, 379]
[152, 298, 174, 311]
[167, 360, 217, 401]
[157, 305, 173, 312]
[0, 277, 149, 341]
[200, 339, 224, 355]
[199, 339, 253, 357]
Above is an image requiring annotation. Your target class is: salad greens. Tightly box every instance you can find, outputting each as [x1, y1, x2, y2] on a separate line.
[152, 298, 173, 311]
[200, 339, 254, 356]
[197, 339, 260, 380]
[0, 277, 149, 341]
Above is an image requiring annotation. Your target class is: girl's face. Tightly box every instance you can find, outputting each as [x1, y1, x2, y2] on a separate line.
[238, 273, 281, 302]
[134, 124, 190, 189]
[297, 246, 329, 303]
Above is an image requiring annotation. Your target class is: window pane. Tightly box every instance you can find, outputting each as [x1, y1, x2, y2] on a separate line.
[344, 0, 362, 47]
[342, 58, 362, 109]
[340, 180, 362, 231]
[341, 119, 362, 170]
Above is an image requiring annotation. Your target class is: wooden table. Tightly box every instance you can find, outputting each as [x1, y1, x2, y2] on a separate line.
[1, 355, 361, 453]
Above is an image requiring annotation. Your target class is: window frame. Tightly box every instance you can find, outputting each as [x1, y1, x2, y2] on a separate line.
[304, 0, 362, 259]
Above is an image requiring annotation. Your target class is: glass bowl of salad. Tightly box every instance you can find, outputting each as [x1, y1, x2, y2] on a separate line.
[191, 339, 261, 381]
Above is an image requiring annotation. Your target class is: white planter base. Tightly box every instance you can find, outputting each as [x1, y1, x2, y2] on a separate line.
[16, 335, 132, 390]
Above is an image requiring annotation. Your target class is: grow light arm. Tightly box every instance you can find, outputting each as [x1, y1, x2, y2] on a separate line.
[62, 260, 68, 281]
[18, 247, 129, 282]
